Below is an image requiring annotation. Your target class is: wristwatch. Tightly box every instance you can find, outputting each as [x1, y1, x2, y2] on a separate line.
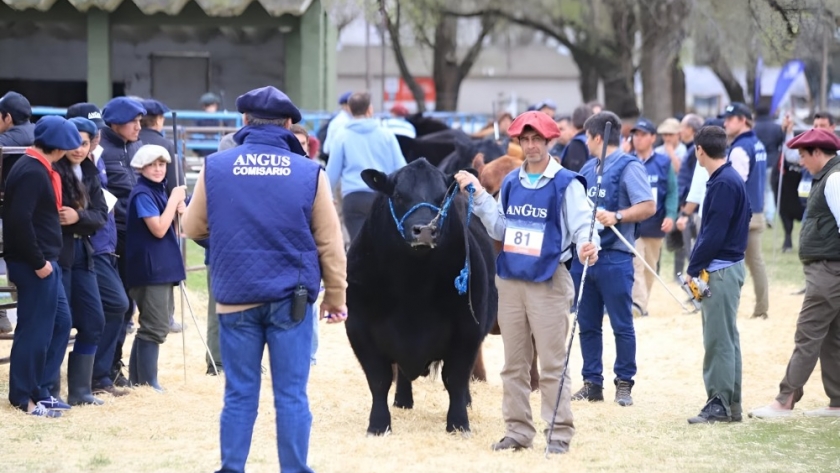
[615, 211, 623, 222]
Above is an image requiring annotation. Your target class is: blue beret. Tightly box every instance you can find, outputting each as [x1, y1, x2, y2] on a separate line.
[0, 91, 32, 122]
[68, 117, 98, 137]
[141, 99, 171, 116]
[102, 97, 146, 125]
[235, 86, 301, 123]
[35, 116, 82, 150]
[338, 91, 352, 105]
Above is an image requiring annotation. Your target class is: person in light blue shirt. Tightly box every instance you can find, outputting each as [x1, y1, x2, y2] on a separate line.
[381, 104, 417, 138]
[322, 91, 352, 155]
[325, 92, 407, 240]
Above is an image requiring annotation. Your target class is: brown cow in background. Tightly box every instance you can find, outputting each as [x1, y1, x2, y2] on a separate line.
[468, 153, 541, 392]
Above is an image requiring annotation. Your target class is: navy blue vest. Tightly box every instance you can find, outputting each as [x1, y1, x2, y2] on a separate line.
[497, 169, 583, 282]
[204, 125, 322, 305]
[125, 176, 186, 288]
[560, 133, 588, 162]
[729, 130, 767, 213]
[637, 151, 671, 238]
[579, 151, 637, 252]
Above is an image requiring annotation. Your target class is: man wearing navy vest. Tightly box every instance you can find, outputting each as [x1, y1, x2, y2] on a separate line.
[557, 104, 594, 172]
[723, 103, 769, 320]
[455, 110, 599, 454]
[571, 111, 656, 407]
[183, 86, 347, 473]
[628, 118, 678, 317]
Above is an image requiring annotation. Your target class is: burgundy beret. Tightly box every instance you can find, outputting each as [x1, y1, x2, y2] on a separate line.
[508, 111, 560, 140]
[786, 128, 840, 151]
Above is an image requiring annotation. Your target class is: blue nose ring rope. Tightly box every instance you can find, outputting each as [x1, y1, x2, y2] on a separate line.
[387, 183, 476, 299]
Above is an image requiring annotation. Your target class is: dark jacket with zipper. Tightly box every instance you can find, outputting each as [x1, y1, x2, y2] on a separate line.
[58, 158, 108, 270]
[100, 127, 143, 232]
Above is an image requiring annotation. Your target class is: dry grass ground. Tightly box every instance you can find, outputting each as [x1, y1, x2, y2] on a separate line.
[1, 235, 839, 473]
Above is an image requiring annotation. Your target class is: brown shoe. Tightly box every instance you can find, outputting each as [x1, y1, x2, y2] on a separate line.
[491, 436, 528, 451]
[93, 384, 130, 397]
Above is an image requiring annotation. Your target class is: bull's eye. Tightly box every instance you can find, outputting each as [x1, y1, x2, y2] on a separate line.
[393, 192, 402, 203]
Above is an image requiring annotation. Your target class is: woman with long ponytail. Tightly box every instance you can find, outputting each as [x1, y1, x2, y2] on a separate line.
[54, 117, 109, 405]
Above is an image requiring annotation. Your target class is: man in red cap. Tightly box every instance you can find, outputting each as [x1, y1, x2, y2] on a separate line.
[455, 110, 599, 454]
[749, 128, 840, 419]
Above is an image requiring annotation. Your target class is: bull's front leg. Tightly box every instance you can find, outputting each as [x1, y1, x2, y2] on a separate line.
[441, 354, 474, 433]
[362, 354, 394, 435]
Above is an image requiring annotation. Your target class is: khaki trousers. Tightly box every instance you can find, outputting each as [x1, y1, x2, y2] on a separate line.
[777, 261, 840, 407]
[746, 213, 769, 317]
[631, 237, 663, 313]
[497, 264, 575, 447]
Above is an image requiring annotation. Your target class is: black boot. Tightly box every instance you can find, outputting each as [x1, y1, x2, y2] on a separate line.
[67, 353, 104, 406]
[128, 338, 139, 386]
[134, 338, 163, 392]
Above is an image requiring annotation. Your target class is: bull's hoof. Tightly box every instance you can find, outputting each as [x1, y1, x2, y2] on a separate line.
[446, 422, 470, 434]
[366, 426, 392, 437]
[393, 399, 414, 409]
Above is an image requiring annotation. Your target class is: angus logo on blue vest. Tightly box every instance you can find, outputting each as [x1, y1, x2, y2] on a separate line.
[587, 186, 607, 199]
[232, 154, 293, 176]
[506, 203, 548, 219]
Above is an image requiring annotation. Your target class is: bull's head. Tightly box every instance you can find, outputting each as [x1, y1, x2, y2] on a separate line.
[362, 159, 477, 248]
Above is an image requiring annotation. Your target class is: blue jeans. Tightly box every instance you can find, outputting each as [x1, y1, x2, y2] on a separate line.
[7, 261, 72, 410]
[571, 250, 637, 386]
[61, 240, 105, 349]
[217, 298, 314, 473]
[92, 254, 130, 387]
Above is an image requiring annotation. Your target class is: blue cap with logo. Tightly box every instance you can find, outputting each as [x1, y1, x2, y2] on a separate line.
[338, 91, 352, 105]
[66, 102, 106, 128]
[102, 97, 147, 125]
[235, 86, 301, 123]
[35, 116, 83, 150]
[722, 102, 752, 119]
[631, 117, 657, 134]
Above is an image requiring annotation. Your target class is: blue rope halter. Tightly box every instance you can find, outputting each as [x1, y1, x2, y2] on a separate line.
[388, 184, 475, 296]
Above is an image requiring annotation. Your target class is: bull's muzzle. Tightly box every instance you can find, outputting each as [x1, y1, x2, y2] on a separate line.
[410, 224, 437, 247]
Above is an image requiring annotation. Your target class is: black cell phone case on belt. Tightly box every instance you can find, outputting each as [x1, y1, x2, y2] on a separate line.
[292, 284, 308, 322]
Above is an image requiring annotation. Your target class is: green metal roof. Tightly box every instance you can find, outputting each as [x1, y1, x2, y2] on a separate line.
[1, 0, 313, 16]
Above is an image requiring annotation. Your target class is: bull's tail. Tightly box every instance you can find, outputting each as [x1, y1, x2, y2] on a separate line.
[426, 361, 443, 382]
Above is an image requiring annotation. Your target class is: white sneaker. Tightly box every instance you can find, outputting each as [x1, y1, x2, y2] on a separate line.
[803, 407, 840, 417]
[748, 405, 793, 419]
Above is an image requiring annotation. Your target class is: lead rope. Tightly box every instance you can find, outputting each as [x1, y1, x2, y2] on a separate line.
[455, 184, 479, 325]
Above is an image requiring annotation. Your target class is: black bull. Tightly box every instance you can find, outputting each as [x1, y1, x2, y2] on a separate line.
[345, 159, 498, 435]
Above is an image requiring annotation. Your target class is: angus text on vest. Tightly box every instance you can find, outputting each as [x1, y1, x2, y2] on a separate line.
[232, 153, 293, 176]
[587, 187, 607, 199]
[506, 204, 548, 219]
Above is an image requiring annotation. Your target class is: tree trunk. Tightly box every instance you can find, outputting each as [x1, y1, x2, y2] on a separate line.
[672, 59, 686, 116]
[575, 52, 600, 104]
[600, 62, 640, 119]
[639, 0, 691, 123]
[710, 56, 746, 104]
[379, 0, 427, 112]
[433, 15, 460, 111]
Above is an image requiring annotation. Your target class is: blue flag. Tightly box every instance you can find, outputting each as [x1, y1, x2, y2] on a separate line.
[771, 60, 805, 115]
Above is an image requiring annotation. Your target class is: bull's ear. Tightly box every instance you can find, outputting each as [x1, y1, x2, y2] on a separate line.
[471, 153, 486, 174]
[361, 169, 394, 195]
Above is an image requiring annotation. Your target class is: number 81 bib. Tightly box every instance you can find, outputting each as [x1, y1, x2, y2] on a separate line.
[503, 222, 545, 257]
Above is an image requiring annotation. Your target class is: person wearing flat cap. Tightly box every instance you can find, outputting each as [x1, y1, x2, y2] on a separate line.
[0, 91, 36, 195]
[628, 118, 679, 318]
[124, 144, 187, 393]
[322, 90, 353, 156]
[3, 115, 82, 417]
[722, 102, 770, 320]
[750, 128, 840, 420]
[455, 110, 599, 454]
[139, 99, 183, 195]
[572, 111, 655, 407]
[67, 102, 131, 396]
[52, 117, 110, 407]
[99, 96, 147, 386]
[182, 86, 347, 473]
